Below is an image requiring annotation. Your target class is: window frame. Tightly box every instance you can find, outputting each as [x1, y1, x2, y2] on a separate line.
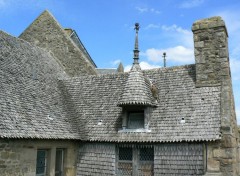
[120, 106, 151, 132]
[127, 111, 145, 129]
[36, 149, 48, 176]
[116, 145, 154, 176]
[36, 148, 66, 176]
[55, 148, 65, 176]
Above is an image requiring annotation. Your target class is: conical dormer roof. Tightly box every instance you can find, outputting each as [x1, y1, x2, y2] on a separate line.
[118, 23, 156, 106]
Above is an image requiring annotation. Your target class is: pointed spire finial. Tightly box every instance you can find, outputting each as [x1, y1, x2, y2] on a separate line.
[162, 52, 167, 67]
[133, 23, 140, 64]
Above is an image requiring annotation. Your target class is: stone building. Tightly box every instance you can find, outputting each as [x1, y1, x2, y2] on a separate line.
[0, 10, 239, 176]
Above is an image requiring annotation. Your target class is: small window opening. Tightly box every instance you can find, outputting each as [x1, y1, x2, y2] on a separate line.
[36, 150, 48, 176]
[128, 111, 144, 129]
[55, 149, 64, 176]
[97, 119, 103, 125]
[180, 117, 185, 124]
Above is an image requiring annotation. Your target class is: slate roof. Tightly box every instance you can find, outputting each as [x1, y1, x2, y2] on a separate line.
[117, 63, 155, 106]
[96, 68, 117, 74]
[62, 65, 221, 142]
[0, 31, 80, 139]
[0, 20, 221, 143]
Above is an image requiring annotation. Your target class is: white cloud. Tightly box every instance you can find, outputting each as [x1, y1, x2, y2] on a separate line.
[124, 61, 160, 72]
[179, 0, 204, 9]
[135, 6, 148, 13]
[230, 58, 240, 81]
[150, 8, 161, 14]
[111, 59, 121, 66]
[161, 24, 191, 35]
[142, 24, 194, 65]
[143, 46, 194, 64]
[135, 6, 161, 14]
[140, 61, 160, 70]
[236, 107, 240, 125]
[144, 24, 193, 48]
[144, 24, 160, 30]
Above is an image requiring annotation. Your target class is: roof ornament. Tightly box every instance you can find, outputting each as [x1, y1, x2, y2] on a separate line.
[133, 23, 140, 64]
[163, 52, 167, 67]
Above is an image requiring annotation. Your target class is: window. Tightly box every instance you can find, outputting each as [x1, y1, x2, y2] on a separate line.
[128, 111, 144, 129]
[117, 145, 154, 176]
[117, 147, 133, 175]
[55, 149, 64, 176]
[36, 148, 65, 176]
[36, 150, 48, 176]
[120, 106, 151, 131]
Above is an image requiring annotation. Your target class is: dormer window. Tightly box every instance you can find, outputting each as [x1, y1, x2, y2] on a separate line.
[117, 23, 155, 133]
[128, 111, 144, 129]
[119, 106, 151, 132]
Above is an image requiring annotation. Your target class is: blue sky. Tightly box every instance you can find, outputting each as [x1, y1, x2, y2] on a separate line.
[0, 0, 239, 123]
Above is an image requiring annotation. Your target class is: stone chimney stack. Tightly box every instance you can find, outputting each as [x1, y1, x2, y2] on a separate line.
[192, 16, 230, 87]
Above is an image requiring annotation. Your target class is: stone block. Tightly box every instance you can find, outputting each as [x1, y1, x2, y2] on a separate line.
[220, 159, 234, 173]
[220, 135, 237, 148]
[1, 151, 9, 159]
[219, 48, 228, 58]
[213, 148, 236, 159]
[195, 41, 204, 48]
[192, 24, 200, 31]
[196, 55, 206, 64]
[9, 152, 17, 160]
[194, 48, 200, 56]
[207, 158, 220, 171]
[199, 23, 208, 29]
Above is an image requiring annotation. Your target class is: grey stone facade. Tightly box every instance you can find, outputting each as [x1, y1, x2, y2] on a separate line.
[0, 139, 77, 176]
[19, 10, 97, 77]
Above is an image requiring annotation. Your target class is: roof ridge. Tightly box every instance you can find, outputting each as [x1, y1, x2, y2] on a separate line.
[142, 64, 195, 73]
[61, 72, 128, 81]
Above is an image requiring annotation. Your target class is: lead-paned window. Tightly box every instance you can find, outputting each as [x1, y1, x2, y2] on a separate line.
[117, 146, 154, 176]
[36, 150, 48, 176]
[117, 147, 133, 175]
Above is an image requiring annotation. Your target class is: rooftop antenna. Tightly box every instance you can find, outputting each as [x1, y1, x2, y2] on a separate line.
[163, 52, 167, 67]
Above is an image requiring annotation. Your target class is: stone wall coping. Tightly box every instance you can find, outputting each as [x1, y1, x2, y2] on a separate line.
[192, 16, 228, 37]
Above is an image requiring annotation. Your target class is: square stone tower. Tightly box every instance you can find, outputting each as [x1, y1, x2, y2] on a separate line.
[192, 17, 239, 176]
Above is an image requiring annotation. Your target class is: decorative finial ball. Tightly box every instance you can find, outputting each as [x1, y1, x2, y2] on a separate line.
[163, 52, 166, 56]
[135, 23, 140, 30]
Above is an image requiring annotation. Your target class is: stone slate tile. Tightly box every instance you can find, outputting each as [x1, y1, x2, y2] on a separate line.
[0, 31, 79, 139]
[62, 65, 221, 142]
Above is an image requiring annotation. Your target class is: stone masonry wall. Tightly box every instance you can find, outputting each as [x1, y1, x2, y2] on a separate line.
[192, 16, 239, 176]
[0, 139, 78, 176]
[19, 10, 97, 77]
[192, 16, 229, 87]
